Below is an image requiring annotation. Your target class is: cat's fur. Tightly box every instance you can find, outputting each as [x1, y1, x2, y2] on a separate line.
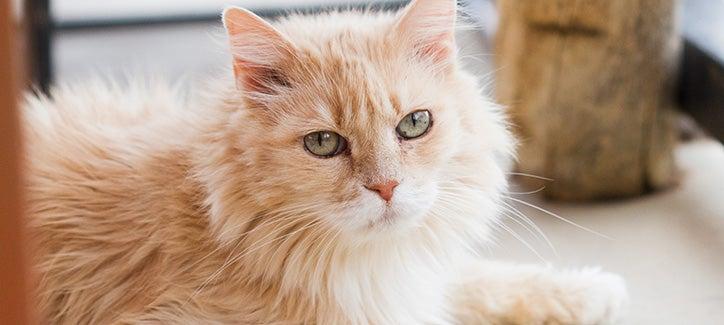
[25, 0, 627, 323]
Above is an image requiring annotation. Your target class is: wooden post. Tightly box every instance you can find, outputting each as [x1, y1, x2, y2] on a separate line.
[495, 0, 680, 200]
[0, 0, 35, 324]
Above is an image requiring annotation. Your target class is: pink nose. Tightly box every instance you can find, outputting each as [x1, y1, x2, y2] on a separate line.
[365, 180, 399, 202]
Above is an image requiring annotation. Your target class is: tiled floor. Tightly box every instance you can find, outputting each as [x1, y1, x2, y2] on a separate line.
[54, 20, 724, 325]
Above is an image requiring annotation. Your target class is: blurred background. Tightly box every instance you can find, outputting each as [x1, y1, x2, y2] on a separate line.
[3, 0, 724, 324]
[51, 0, 415, 82]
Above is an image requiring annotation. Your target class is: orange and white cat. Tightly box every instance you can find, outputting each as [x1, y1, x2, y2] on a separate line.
[24, 0, 627, 323]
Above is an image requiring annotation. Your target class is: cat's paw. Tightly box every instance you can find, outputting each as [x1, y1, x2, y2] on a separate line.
[502, 267, 628, 325]
[534, 267, 628, 325]
[569, 268, 628, 325]
[455, 262, 628, 325]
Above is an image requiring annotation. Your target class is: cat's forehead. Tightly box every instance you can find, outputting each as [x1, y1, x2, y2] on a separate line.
[288, 55, 400, 131]
[281, 51, 439, 133]
[268, 12, 443, 133]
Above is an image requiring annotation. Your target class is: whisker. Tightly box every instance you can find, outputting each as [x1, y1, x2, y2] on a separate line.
[501, 211, 541, 244]
[505, 196, 612, 240]
[187, 201, 339, 302]
[504, 186, 546, 195]
[501, 203, 557, 255]
[192, 218, 322, 299]
[312, 225, 342, 287]
[507, 172, 554, 181]
[497, 222, 548, 263]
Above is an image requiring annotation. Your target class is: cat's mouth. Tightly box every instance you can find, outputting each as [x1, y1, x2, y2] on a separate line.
[368, 205, 426, 231]
[361, 186, 436, 231]
[379, 208, 400, 224]
[367, 207, 401, 229]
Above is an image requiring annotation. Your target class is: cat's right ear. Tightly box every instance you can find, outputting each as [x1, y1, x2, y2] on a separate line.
[223, 7, 296, 93]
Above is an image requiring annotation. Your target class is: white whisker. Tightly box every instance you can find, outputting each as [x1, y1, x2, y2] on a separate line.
[501, 204, 557, 256]
[504, 186, 546, 195]
[497, 222, 547, 263]
[507, 172, 554, 181]
[505, 196, 612, 240]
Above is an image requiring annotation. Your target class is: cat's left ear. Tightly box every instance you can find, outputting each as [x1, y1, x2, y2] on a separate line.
[395, 0, 457, 64]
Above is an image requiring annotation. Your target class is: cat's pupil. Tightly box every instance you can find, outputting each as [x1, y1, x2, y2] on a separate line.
[304, 131, 347, 158]
[396, 110, 431, 140]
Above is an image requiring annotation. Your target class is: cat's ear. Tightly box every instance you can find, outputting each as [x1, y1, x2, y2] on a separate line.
[223, 7, 296, 93]
[395, 0, 457, 64]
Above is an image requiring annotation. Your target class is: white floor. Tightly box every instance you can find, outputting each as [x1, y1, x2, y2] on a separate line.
[54, 21, 724, 325]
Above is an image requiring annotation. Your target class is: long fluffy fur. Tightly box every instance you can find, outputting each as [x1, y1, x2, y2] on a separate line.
[25, 1, 626, 324]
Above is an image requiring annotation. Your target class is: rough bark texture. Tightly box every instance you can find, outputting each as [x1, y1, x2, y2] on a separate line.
[495, 0, 680, 200]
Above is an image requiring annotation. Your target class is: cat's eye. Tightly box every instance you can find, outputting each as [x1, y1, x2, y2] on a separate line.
[396, 110, 431, 139]
[303, 131, 348, 158]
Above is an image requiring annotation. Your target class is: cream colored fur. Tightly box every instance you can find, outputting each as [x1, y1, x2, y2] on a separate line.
[25, 0, 627, 323]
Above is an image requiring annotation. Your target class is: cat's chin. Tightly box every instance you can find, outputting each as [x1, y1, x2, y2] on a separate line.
[369, 208, 404, 228]
[364, 203, 429, 235]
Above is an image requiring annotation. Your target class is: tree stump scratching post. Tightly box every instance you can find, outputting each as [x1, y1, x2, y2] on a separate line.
[496, 0, 680, 200]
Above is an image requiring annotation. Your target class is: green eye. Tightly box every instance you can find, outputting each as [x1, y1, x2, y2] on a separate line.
[396, 110, 432, 139]
[303, 131, 348, 157]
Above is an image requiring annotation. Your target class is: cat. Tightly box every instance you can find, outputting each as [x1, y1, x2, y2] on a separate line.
[24, 0, 628, 323]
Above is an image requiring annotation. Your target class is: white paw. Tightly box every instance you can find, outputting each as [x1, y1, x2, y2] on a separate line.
[561, 268, 629, 325]
[507, 267, 629, 325]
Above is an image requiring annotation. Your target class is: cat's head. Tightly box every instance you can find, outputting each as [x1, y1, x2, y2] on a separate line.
[206, 0, 513, 245]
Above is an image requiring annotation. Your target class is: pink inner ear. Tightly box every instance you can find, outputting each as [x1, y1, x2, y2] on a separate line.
[418, 32, 454, 63]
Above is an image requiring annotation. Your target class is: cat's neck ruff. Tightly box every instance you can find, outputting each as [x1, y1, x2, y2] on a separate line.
[201, 181, 500, 324]
[231, 214, 480, 324]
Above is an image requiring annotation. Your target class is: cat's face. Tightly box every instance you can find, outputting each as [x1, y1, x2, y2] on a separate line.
[245, 56, 460, 234]
[219, 0, 511, 241]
